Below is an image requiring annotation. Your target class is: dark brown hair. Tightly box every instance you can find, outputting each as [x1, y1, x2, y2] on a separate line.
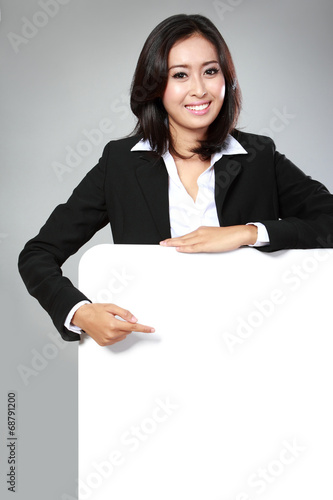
[130, 14, 242, 160]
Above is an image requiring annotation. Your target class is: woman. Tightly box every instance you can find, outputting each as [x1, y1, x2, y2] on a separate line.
[18, 14, 333, 346]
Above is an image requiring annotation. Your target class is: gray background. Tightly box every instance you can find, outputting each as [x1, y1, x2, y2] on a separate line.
[0, 0, 332, 499]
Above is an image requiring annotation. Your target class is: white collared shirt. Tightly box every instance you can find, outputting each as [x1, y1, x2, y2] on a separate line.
[131, 135, 269, 241]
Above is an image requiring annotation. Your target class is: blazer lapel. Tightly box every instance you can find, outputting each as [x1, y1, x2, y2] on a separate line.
[133, 151, 243, 236]
[135, 153, 171, 240]
[214, 155, 242, 225]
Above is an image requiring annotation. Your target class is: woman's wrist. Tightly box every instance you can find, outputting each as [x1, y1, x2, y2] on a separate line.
[72, 303, 92, 328]
[242, 224, 258, 246]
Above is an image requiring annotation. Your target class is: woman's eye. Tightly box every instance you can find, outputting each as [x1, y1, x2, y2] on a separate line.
[205, 67, 220, 75]
[172, 72, 187, 79]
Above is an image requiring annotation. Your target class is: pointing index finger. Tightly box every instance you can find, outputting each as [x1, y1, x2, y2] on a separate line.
[115, 318, 155, 334]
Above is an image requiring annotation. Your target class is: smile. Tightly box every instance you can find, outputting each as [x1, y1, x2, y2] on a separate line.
[185, 103, 210, 111]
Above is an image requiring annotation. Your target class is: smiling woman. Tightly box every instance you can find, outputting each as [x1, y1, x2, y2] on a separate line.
[162, 35, 226, 152]
[161, 35, 227, 202]
[130, 14, 241, 160]
[18, 14, 333, 346]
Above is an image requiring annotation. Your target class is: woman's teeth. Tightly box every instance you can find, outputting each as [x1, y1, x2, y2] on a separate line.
[185, 103, 210, 111]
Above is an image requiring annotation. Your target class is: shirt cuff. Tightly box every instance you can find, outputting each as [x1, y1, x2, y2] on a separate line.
[64, 300, 90, 334]
[246, 222, 270, 247]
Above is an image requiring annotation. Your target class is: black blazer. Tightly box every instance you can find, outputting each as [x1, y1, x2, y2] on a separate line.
[18, 131, 333, 341]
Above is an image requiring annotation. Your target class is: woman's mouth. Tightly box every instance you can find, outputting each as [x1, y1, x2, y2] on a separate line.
[184, 102, 211, 114]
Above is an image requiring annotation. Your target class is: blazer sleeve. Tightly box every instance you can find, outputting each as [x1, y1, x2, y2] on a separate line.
[258, 144, 333, 252]
[18, 144, 111, 341]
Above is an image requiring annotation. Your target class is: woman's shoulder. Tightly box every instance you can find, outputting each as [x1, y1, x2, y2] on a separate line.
[103, 134, 143, 153]
[231, 129, 275, 152]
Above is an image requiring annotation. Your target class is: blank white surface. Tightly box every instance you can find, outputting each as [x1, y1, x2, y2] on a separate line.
[78, 245, 333, 499]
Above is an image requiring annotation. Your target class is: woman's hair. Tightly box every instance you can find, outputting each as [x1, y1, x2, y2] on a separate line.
[130, 14, 242, 160]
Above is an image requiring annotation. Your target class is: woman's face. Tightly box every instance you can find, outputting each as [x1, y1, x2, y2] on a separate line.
[162, 34, 225, 140]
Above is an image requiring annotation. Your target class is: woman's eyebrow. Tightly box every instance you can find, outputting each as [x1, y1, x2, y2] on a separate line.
[168, 60, 220, 70]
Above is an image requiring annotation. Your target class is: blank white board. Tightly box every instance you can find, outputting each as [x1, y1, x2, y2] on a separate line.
[78, 245, 333, 500]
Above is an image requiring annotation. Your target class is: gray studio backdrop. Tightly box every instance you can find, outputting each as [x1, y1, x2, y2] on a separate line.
[1, 0, 332, 499]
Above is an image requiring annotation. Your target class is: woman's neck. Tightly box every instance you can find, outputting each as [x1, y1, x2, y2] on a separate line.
[169, 125, 207, 159]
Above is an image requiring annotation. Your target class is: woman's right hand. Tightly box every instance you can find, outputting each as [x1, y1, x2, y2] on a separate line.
[72, 303, 155, 346]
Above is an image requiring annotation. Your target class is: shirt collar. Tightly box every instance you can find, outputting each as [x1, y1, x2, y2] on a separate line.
[130, 134, 248, 160]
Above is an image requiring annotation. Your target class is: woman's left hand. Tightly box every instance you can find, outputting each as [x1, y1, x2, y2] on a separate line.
[159, 225, 258, 253]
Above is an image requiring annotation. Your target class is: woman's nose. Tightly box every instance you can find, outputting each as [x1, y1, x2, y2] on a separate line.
[190, 76, 206, 98]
